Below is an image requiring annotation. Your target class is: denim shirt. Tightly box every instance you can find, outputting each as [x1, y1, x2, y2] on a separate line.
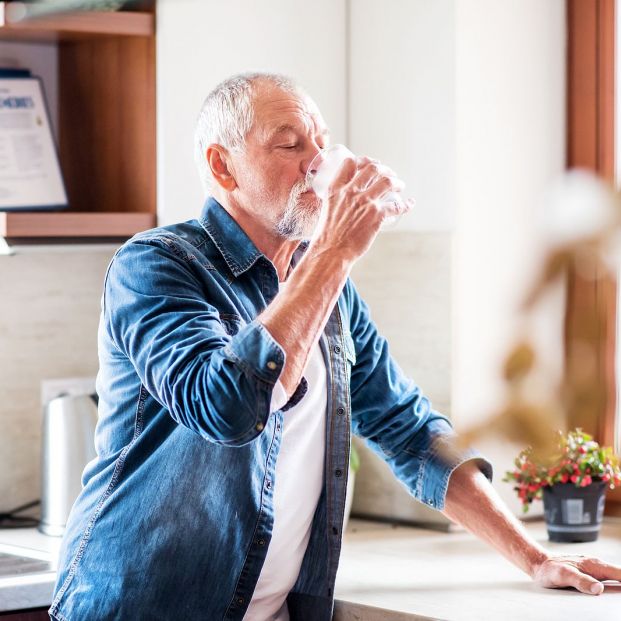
[50, 197, 492, 621]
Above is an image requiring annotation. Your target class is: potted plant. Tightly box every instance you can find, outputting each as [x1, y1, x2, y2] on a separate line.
[504, 429, 621, 542]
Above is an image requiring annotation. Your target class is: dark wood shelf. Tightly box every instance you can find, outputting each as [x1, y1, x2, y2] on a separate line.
[0, 211, 155, 239]
[0, 7, 156, 242]
[0, 10, 154, 42]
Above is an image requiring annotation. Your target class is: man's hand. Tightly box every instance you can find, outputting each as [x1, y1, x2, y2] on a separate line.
[532, 555, 621, 595]
[443, 460, 621, 596]
[311, 156, 411, 263]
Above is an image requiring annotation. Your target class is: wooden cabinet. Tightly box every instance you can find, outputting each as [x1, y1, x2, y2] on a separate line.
[0, 6, 156, 240]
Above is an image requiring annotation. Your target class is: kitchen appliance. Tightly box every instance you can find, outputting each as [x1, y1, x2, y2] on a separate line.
[39, 393, 98, 536]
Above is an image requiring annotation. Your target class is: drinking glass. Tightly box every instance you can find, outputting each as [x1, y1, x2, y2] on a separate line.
[305, 144, 410, 229]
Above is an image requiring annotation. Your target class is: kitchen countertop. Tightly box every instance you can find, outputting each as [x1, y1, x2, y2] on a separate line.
[335, 517, 621, 620]
[0, 527, 60, 612]
[1, 518, 620, 618]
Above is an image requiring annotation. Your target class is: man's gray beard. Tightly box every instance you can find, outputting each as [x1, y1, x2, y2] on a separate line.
[275, 180, 320, 240]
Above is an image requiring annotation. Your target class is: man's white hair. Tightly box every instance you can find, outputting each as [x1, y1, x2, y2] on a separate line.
[194, 71, 303, 194]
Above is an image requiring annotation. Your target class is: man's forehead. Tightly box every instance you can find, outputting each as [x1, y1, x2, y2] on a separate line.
[251, 84, 328, 137]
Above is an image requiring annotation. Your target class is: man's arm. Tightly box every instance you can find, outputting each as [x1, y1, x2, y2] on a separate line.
[443, 460, 621, 595]
[258, 244, 351, 398]
[258, 157, 407, 398]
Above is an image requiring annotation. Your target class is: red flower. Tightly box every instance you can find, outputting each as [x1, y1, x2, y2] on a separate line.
[561, 473, 569, 483]
[571, 474, 579, 484]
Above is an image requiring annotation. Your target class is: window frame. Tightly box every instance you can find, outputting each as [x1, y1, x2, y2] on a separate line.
[566, 0, 619, 508]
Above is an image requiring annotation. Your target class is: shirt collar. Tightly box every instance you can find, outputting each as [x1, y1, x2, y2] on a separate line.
[199, 196, 310, 278]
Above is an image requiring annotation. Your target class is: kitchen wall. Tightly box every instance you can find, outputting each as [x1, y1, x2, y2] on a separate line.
[0, 39, 115, 512]
[348, 0, 457, 232]
[452, 0, 566, 513]
[156, 0, 458, 525]
[344, 0, 566, 519]
[0, 246, 116, 513]
[0, 0, 566, 520]
[156, 0, 348, 226]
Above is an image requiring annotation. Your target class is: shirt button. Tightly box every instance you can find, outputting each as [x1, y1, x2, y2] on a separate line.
[334, 345, 341, 354]
[335, 469, 343, 477]
[332, 526, 338, 535]
[428, 499, 434, 506]
[255, 422, 264, 432]
[336, 407, 344, 416]
[267, 360, 277, 370]
[257, 538, 266, 546]
[266, 480, 272, 489]
[237, 596, 245, 605]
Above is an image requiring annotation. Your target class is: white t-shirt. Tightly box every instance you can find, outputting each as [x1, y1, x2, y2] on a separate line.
[243, 331, 327, 620]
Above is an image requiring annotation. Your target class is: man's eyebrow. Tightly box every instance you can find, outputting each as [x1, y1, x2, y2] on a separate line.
[267, 123, 330, 139]
[270, 123, 298, 136]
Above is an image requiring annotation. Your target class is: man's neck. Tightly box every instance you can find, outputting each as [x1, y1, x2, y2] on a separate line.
[215, 192, 300, 283]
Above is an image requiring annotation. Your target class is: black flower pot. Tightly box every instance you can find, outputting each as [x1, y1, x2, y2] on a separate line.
[542, 481, 607, 543]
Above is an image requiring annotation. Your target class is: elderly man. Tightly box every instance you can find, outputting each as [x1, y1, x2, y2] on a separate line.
[50, 72, 621, 621]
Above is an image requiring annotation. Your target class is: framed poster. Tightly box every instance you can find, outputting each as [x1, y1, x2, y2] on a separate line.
[0, 76, 68, 211]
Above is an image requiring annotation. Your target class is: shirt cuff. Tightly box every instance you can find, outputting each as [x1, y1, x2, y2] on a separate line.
[423, 438, 494, 511]
[223, 320, 285, 384]
[403, 416, 494, 511]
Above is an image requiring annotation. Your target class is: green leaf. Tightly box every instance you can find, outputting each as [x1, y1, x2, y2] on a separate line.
[349, 443, 360, 473]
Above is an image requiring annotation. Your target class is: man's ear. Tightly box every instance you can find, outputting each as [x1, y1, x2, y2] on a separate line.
[206, 144, 238, 192]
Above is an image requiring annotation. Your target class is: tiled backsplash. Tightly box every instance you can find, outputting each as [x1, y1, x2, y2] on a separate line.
[350, 231, 453, 526]
[0, 246, 117, 513]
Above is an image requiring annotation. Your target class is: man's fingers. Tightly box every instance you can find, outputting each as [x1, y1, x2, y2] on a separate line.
[359, 176, 405, 204]
[350, 160, 383, 192]
[381, 194, 413, 219]
[579, 557, 621, 582]
[557, 564, 603, 596]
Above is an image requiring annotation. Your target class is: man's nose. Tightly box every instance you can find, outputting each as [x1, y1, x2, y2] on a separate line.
[301, 144, 324, 178]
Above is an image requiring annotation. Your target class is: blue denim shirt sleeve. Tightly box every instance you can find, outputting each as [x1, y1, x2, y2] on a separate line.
[345, 280, 493, 510]
[103, 238, 288, 447]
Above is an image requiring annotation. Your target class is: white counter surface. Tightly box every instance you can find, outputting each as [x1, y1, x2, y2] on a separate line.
[0, 527, 61, 612]
[335, 517, 621, 621]
[1, 518, 620, 618]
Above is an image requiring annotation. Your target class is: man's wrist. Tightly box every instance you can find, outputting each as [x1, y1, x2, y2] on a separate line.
[306, 239, 356, 271]
[526, 548, 552, 579]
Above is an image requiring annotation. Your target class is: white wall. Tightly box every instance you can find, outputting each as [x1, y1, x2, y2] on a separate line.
[156, 0, 457, 232]
[452, 0, 566, 513]
[156, 0, 347, 225]
[0, 246, 116, 512]
[349, 0, 457, 231]
[452, 0, 566, 425]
